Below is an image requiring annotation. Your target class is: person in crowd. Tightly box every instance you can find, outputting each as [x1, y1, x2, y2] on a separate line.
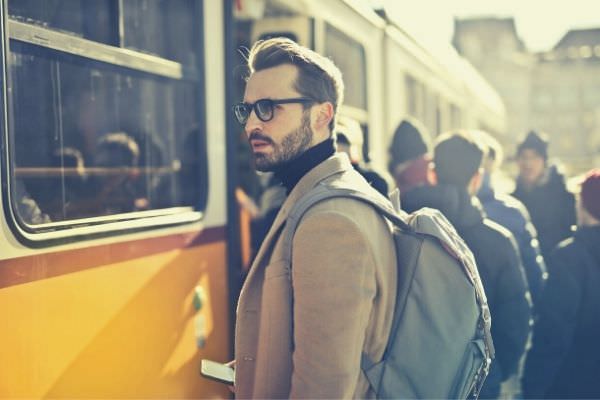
[522, 169, 600, 399]
[402, 131, 532, 399]
[230, 37, 397, 398]
[14, 179, 51, 224]
[336, 115, 388, 196]
[512, 130, 576, 259]
[90, 132, 141, 215]
[476, 131, 547, 310]
[387, 117, 432, 194]
[23, 146, 87, 221]
[250, 172, 286, 259]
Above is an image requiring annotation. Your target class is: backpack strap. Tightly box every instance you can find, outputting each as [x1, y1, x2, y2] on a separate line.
[281, 184, 413, 264]
[283, 184, 413, 252]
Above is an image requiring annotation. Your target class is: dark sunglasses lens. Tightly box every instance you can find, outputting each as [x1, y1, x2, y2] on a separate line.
[255, 99, 274, 122]
[234, 104, 249, 124]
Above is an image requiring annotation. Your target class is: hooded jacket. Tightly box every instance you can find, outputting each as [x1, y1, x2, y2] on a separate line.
[523, 226, 600, 399]
[513, 165, 576, 259]
[402, 184, 532, 398]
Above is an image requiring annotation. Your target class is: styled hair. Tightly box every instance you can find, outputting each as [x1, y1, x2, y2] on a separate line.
[247, 37, 344, 132]
[433, 131, 484, 187]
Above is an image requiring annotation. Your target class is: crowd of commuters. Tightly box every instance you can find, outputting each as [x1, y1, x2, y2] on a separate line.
[229, 37, 599, 399]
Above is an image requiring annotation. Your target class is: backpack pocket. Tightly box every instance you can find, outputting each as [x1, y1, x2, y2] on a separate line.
[450, 339, 486, 399]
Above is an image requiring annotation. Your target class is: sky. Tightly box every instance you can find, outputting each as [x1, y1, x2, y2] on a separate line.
[381, 0, 600, 52]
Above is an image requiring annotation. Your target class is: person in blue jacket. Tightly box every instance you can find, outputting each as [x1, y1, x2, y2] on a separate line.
[476, 131, 547, 310]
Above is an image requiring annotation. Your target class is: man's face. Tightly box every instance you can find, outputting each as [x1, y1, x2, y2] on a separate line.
[243, 64, 314, 172]
[517, 148, 546, 185]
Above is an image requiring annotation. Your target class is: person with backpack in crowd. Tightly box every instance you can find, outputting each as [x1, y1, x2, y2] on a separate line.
[387, 117, 433, 195]
[476, 131, 548, 311]
[402, 130, 533, 399]
[522, 169, 600, 399]
[512, 130, 576, 260]
[229, 37, 397, 398]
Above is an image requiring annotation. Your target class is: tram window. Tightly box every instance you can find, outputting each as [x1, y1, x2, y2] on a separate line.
[122, 0, 198, 66]
[405, 75, 425, 121]
[324, 24, 367, 111]
[4, 2, 205, 231]
[8, 0, 117, 45]
[450, 104, 461, 129]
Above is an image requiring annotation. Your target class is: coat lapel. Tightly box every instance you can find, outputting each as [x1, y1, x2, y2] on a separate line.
[241, 154, 352, 290]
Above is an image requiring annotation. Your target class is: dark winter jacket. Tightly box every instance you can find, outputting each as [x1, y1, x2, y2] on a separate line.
[513, 165, 576, 259]
[353, 163, 388, 197]
[403, 184, 532, 398]
[478, 176, 547, 309]
[522, 226, 600, 399]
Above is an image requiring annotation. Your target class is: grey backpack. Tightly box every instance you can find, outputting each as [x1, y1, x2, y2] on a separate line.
[283, 183, 495, 399]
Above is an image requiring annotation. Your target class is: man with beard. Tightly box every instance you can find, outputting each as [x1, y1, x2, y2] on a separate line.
[230, 38, 397, 398]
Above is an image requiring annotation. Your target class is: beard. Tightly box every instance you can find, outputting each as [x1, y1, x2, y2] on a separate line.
[252, 112, 313, 172]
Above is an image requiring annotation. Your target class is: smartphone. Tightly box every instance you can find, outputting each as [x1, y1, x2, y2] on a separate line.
[200, 359, 235, 385]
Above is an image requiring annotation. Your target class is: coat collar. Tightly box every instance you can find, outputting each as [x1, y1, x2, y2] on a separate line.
[249, 153, 353, 270]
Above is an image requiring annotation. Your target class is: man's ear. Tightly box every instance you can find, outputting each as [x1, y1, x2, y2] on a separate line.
[429, 165, 438, 185]
[313, 102, 334, 131]
[468, 168, 484, 195]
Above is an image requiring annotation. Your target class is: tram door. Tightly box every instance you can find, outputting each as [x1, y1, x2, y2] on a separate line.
[0, 1, 234, 398]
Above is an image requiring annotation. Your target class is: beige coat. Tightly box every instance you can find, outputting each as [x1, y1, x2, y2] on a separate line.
[235, 154, 397, 399]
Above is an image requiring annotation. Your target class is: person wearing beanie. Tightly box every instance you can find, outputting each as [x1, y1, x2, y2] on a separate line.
[512, 130, 576, 260]
[476, 131, 547, 314]
[580, 169, 600, 221]
[387, 117, 432, 194]
[402, 130, 532, 399]
[523, 169, 600, 399]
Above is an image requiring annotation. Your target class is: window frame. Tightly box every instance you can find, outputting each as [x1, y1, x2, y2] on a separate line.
[0, 0, 209, 247]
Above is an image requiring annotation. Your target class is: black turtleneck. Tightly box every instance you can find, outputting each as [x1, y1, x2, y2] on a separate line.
[273, 138, 335, 194]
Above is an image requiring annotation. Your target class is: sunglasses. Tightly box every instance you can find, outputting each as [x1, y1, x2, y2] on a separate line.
[233, 97, 314, 125]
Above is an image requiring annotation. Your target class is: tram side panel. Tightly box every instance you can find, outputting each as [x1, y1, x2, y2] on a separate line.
[0, 1, 231, 398]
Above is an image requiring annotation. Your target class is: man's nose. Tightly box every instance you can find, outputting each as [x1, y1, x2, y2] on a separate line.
[244, 109, 263, 136]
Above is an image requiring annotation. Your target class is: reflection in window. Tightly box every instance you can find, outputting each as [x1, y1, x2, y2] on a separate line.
[8, 0, 117, 45]
[6, 1, 204, 227]
[123, 0, 199, 66]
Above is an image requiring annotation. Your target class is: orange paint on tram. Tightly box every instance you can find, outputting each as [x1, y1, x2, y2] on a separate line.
[0, 229, 231, 399]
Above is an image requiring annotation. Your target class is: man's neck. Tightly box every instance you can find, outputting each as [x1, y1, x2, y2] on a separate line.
[273, 138, 335, 194]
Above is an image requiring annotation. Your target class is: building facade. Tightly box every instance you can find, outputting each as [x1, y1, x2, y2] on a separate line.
[453, 19, 600, 172]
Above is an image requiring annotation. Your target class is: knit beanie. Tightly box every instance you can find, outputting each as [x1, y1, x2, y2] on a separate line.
[517, 130, 549, 160]
[581, 169, 600, 220]
[389, 118, 430, 168]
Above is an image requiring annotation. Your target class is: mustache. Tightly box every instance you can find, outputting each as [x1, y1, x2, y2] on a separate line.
[249, 132, 274, 144]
